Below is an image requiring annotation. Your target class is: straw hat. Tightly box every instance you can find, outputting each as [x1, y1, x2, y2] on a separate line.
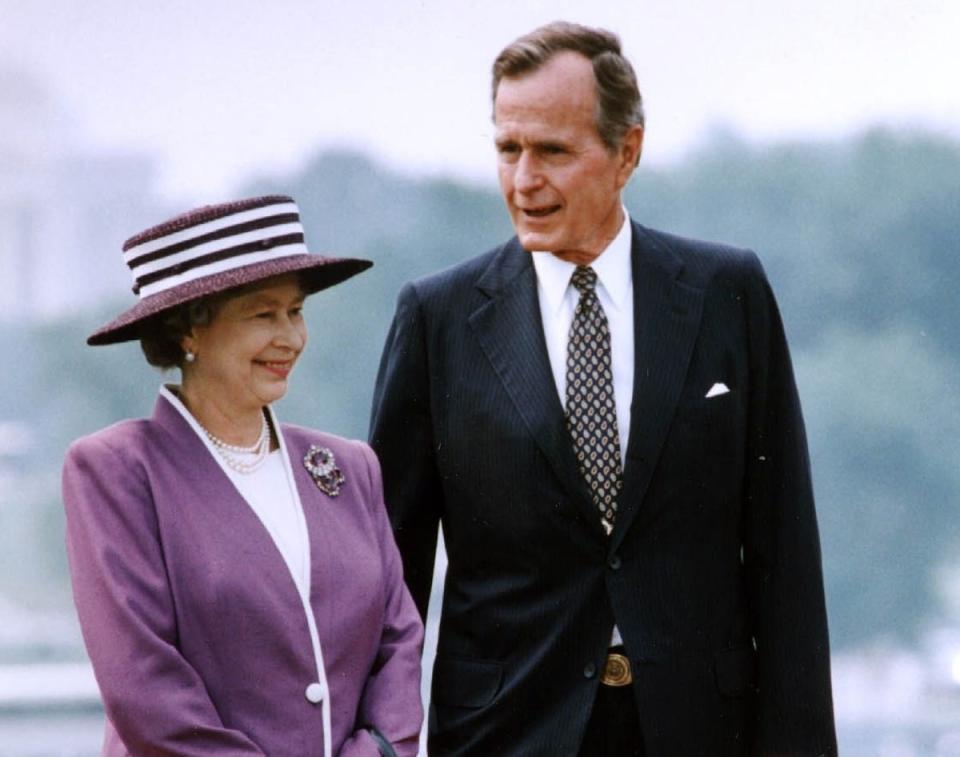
[88, 195, 371, 345]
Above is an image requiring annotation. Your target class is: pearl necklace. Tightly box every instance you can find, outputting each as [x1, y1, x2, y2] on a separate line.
[203, 414, 271, 474]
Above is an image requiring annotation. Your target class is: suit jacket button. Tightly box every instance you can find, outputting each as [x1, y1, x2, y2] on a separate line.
[305, 682, 325, 704]
[583, 663, 597, 679]
[608, 554, 621, 571]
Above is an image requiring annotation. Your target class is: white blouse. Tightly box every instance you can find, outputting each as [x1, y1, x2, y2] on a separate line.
[160, 385, 310, 600]
[159, 385, 332, 757]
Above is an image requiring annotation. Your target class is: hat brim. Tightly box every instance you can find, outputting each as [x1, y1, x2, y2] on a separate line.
[87, 254, 372, 346]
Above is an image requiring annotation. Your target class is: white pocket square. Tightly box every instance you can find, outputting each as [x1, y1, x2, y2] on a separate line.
[705, 382, 730, 398]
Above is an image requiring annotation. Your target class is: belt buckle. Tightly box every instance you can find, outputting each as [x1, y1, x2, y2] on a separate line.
[600, 652, 632, 686]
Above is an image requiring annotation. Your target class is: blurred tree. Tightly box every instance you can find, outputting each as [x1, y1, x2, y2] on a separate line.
[5, 128, 958, 650]
[797, 324, 959, 644]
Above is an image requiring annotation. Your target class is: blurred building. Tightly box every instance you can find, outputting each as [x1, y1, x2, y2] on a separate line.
[0, 65, 163, 321]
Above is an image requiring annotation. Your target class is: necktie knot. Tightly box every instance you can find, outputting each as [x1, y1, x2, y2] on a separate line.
[570, 265, 598, 296]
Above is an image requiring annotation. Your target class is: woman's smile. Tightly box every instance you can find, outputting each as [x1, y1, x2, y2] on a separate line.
[256, 358, 296, 378]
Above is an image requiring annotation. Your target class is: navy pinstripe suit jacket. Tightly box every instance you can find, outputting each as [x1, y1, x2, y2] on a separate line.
[370, 221, 836, 756]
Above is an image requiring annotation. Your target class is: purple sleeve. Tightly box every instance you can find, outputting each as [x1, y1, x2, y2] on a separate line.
[62, 433, 266, 755]
[339, 442, 424, 757]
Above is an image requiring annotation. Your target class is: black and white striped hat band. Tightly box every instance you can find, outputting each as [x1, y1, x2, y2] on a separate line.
[124, 200, 307, 298]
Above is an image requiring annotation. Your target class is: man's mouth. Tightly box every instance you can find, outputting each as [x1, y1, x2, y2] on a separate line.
[522, 205, 561, 218]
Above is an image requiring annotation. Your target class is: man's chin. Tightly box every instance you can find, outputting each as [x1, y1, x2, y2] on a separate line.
[516, 230, 557, 253]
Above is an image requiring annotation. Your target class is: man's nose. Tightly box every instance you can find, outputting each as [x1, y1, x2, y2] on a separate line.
[513, 152, 544, 193]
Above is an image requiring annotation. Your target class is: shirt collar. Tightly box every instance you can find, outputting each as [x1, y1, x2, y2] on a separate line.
[531, 208, 633, 315]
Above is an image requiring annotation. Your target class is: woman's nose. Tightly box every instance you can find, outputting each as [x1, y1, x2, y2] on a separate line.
[275, 315, 306, 351]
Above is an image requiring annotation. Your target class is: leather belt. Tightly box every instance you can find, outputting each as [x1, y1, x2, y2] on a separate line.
[600, 651, 633, 686]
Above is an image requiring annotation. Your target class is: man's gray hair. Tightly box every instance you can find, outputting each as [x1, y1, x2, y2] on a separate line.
[492, 21, 644, 155]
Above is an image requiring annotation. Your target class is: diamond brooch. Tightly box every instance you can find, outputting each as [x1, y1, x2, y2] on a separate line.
[303, 445, 345, 497]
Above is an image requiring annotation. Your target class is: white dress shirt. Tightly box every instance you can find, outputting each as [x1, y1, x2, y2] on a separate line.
[531, 213, 634, 647]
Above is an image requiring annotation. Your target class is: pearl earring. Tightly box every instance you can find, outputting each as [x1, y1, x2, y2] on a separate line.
[184, 350, 196, 363]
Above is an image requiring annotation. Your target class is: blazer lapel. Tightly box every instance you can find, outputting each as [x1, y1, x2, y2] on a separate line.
[151, 393, 306, 602]
[468, 240, 600, 531]
[611, 223, 705, 550]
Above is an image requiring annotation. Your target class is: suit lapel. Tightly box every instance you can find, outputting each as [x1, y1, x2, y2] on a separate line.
[611, 223, 704, 550]
[468, 240, 600, 531]
[467, 227, 706, 543]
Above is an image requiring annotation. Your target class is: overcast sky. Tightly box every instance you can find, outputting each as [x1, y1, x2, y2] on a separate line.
[2, 0, 958, 203]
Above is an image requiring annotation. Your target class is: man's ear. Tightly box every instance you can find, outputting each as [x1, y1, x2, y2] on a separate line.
[616, 125, 644, 187]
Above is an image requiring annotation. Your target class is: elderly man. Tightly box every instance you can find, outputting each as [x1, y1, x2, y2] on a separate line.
[371, 21, 836, 757]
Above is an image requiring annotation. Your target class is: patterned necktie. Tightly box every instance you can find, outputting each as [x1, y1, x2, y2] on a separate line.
[565, 265, 623, 535]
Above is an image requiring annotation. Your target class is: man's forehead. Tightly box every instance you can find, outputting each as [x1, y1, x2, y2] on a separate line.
[493, 90, 596, 136]
[494, 55, 596, 116]
[493, 117, 579, 143]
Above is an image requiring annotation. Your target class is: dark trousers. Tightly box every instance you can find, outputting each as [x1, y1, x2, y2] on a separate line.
[576, 682, 645, 757]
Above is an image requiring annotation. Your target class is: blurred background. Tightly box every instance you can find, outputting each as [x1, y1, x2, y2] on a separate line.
[2, 1, 959, 754]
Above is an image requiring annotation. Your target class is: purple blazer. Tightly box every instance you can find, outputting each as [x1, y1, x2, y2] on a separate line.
[63, 393, 423, 756]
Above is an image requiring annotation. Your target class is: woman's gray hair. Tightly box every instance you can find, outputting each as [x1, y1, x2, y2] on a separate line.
[491, 21, 644, 159]
[139, 298, 217, 369]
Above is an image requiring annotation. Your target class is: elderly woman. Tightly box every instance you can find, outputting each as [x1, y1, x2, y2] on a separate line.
[62, 196, 423, 756]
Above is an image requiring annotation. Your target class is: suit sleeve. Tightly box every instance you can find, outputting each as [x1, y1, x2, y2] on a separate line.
[369, 282, 444, 620]
[339, 442, 424, 757]
[740, 254, 837, 755]
[62, 435, 266, 755]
